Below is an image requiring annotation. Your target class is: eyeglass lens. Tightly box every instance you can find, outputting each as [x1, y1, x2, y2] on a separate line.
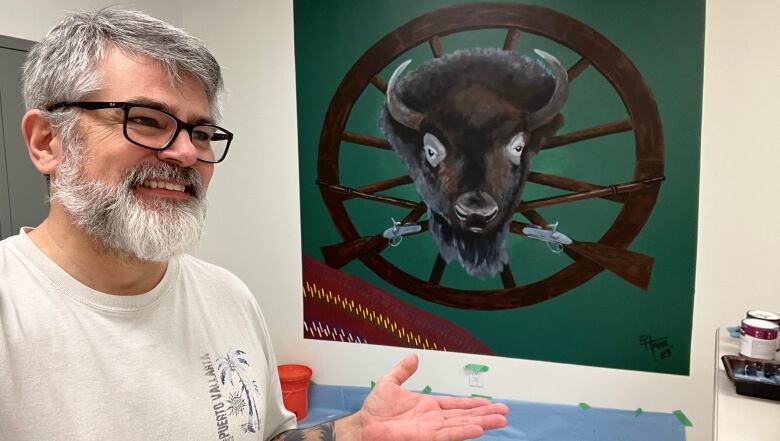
[126, 106, 228, 162]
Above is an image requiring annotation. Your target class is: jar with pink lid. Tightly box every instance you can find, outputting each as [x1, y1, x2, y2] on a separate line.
[739, 318, 779, 360]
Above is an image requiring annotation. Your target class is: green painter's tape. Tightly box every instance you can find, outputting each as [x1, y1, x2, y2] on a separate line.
[635, 408, 643, 417]
[578, 403, 591, 410]
[422, 385, 432, 394]
[464, 364, 489, 373]
[672, 410, 693, 427]
[471, 393, 493, 400]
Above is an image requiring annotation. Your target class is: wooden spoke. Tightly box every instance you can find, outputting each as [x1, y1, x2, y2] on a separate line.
[520, 209, 547, 227]
[342, 131, 392, 150]
[371, 74, 387, 94]
[527, 172, 627, 203]
[515, 176, 664, 212]
[542, 119, 633, 150]
[355, 175, 413, 195]
[500, 264, 516, 288]
[503, 29, 521, 51]
[567, 56, 591, 81]
[429, 254, 447, 284]
[403, 206, 427, 222]
[317, 180, 423, 210]
[429, 35, 444, 58]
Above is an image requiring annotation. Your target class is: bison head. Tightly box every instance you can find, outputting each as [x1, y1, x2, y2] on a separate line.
[378, 48, 568, 277]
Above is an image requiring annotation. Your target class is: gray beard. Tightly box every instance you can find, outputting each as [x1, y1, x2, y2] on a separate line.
[50, 152, 208, 263]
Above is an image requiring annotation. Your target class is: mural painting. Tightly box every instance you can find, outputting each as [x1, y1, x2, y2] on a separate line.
[295, 1, 704, 374]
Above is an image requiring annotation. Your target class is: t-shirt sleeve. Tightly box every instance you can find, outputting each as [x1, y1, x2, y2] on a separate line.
[183, 256, 298, 439]
[253, 303, 297, 440]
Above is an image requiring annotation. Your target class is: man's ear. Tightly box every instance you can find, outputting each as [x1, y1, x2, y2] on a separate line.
[21, 109, 62, 176]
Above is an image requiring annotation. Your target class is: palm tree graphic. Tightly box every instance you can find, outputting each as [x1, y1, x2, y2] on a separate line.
[217, 349, 261, 433]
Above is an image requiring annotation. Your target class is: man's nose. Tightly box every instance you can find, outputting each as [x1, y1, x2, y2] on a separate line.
[157, 128, 199, 167]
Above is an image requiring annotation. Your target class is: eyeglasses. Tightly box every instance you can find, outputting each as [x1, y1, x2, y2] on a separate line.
[47, 101, 233, 163]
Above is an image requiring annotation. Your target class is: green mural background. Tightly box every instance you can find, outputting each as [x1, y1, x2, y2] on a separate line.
[294, 0, 704, 374]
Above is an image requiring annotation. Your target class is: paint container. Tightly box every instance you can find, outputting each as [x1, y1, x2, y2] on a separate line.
[278, 364, 313, 421]
[739, 318, 779, 360]
[746, 310, 780, 325]
[746, 310, 780, 351]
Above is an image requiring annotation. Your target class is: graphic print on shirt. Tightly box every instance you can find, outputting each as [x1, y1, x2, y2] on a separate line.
[202, 349, 264, 440]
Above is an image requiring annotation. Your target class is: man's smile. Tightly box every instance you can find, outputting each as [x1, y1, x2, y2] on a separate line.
[135, 179, 194, 199]
[141, 179, 187, 193]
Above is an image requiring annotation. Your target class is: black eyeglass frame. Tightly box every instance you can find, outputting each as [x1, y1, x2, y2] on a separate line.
[46, 101, 233, 163]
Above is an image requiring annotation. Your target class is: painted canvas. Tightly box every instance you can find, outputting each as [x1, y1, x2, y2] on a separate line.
[294, 0, 704, 374]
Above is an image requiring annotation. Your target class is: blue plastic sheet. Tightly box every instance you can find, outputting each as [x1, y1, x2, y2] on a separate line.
[299, 384, 686, 441]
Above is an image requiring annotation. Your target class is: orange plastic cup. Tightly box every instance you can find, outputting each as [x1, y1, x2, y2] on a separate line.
[278, 364, 313, 420]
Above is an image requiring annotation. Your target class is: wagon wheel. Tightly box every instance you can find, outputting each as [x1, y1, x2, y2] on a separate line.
[316, 2, 664, 310]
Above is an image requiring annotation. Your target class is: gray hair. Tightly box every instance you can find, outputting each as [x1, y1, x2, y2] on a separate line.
[22, 7, 224, 144]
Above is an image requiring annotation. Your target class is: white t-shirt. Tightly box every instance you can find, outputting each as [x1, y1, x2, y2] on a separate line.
[0, 229, 296, 441]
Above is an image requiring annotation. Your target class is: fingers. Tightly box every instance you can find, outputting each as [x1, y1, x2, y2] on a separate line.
[441, 403, 509, 419]
[435, 399, 509, 439]
[439, 413, 508, 431]
[377, 353, 419, 386]
[432, 416, 508, 441]
[436, 396, 509, 414]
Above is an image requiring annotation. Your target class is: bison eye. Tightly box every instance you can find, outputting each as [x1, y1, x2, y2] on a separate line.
[422, 133, 447, 167]
[506, 132, 527, 165]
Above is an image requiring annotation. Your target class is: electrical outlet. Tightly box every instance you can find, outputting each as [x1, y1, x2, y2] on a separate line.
[468, 371, 484, 388]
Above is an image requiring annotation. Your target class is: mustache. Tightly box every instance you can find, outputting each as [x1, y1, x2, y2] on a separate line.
[123, 162, 205, 199]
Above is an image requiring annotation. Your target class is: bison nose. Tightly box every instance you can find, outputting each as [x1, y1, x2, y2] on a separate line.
[454, 191, 499, 232]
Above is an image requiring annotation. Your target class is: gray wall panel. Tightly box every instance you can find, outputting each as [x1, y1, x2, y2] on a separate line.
[0, 46, 48, 233]
[0, 86, 10, 239]
[0, 37, 46, 240]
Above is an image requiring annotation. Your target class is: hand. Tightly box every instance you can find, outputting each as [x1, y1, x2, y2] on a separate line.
[339, 354, 508, 441]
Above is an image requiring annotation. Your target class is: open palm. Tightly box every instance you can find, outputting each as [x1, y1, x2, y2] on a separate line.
[356, 355, 508, 441]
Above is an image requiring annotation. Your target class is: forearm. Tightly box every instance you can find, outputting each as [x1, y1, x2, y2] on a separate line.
[270, 413, 362, 441]
[270, 421, 335, 441]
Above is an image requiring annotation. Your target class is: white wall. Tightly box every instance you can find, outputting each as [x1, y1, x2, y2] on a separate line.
[0, 0, 182, 41]
[181, 0, 306, 374]
[4, 2, 780, 441]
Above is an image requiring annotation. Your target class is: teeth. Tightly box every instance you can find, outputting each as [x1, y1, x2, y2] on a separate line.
[142, 180, 186, 192]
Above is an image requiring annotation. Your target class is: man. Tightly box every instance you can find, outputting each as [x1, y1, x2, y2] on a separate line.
[0, 8, 508, 441]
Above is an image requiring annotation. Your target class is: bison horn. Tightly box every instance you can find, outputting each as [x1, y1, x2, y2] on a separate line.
[386, 59, 425, 130]
[528, 49, 569, 130]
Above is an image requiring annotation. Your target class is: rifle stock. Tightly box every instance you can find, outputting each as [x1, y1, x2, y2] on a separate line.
[566, 241, 654, 290]
[510, 222, 654, 290]
[321, 235, 388, 269]
[323, 221, 654, 291]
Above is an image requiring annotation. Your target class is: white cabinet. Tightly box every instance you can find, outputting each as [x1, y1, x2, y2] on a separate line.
[713, 327, 780, 441]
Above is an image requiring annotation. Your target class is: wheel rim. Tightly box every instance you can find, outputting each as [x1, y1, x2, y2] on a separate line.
[317, 2, 664, 310]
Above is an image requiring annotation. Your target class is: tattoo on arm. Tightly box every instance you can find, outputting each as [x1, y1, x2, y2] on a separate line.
[272, 421, 335, 441]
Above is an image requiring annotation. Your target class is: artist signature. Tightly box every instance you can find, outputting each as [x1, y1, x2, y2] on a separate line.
[638, 334, 673, 360]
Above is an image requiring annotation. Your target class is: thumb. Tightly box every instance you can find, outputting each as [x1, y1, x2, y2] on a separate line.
[379, 354, 419, 387]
